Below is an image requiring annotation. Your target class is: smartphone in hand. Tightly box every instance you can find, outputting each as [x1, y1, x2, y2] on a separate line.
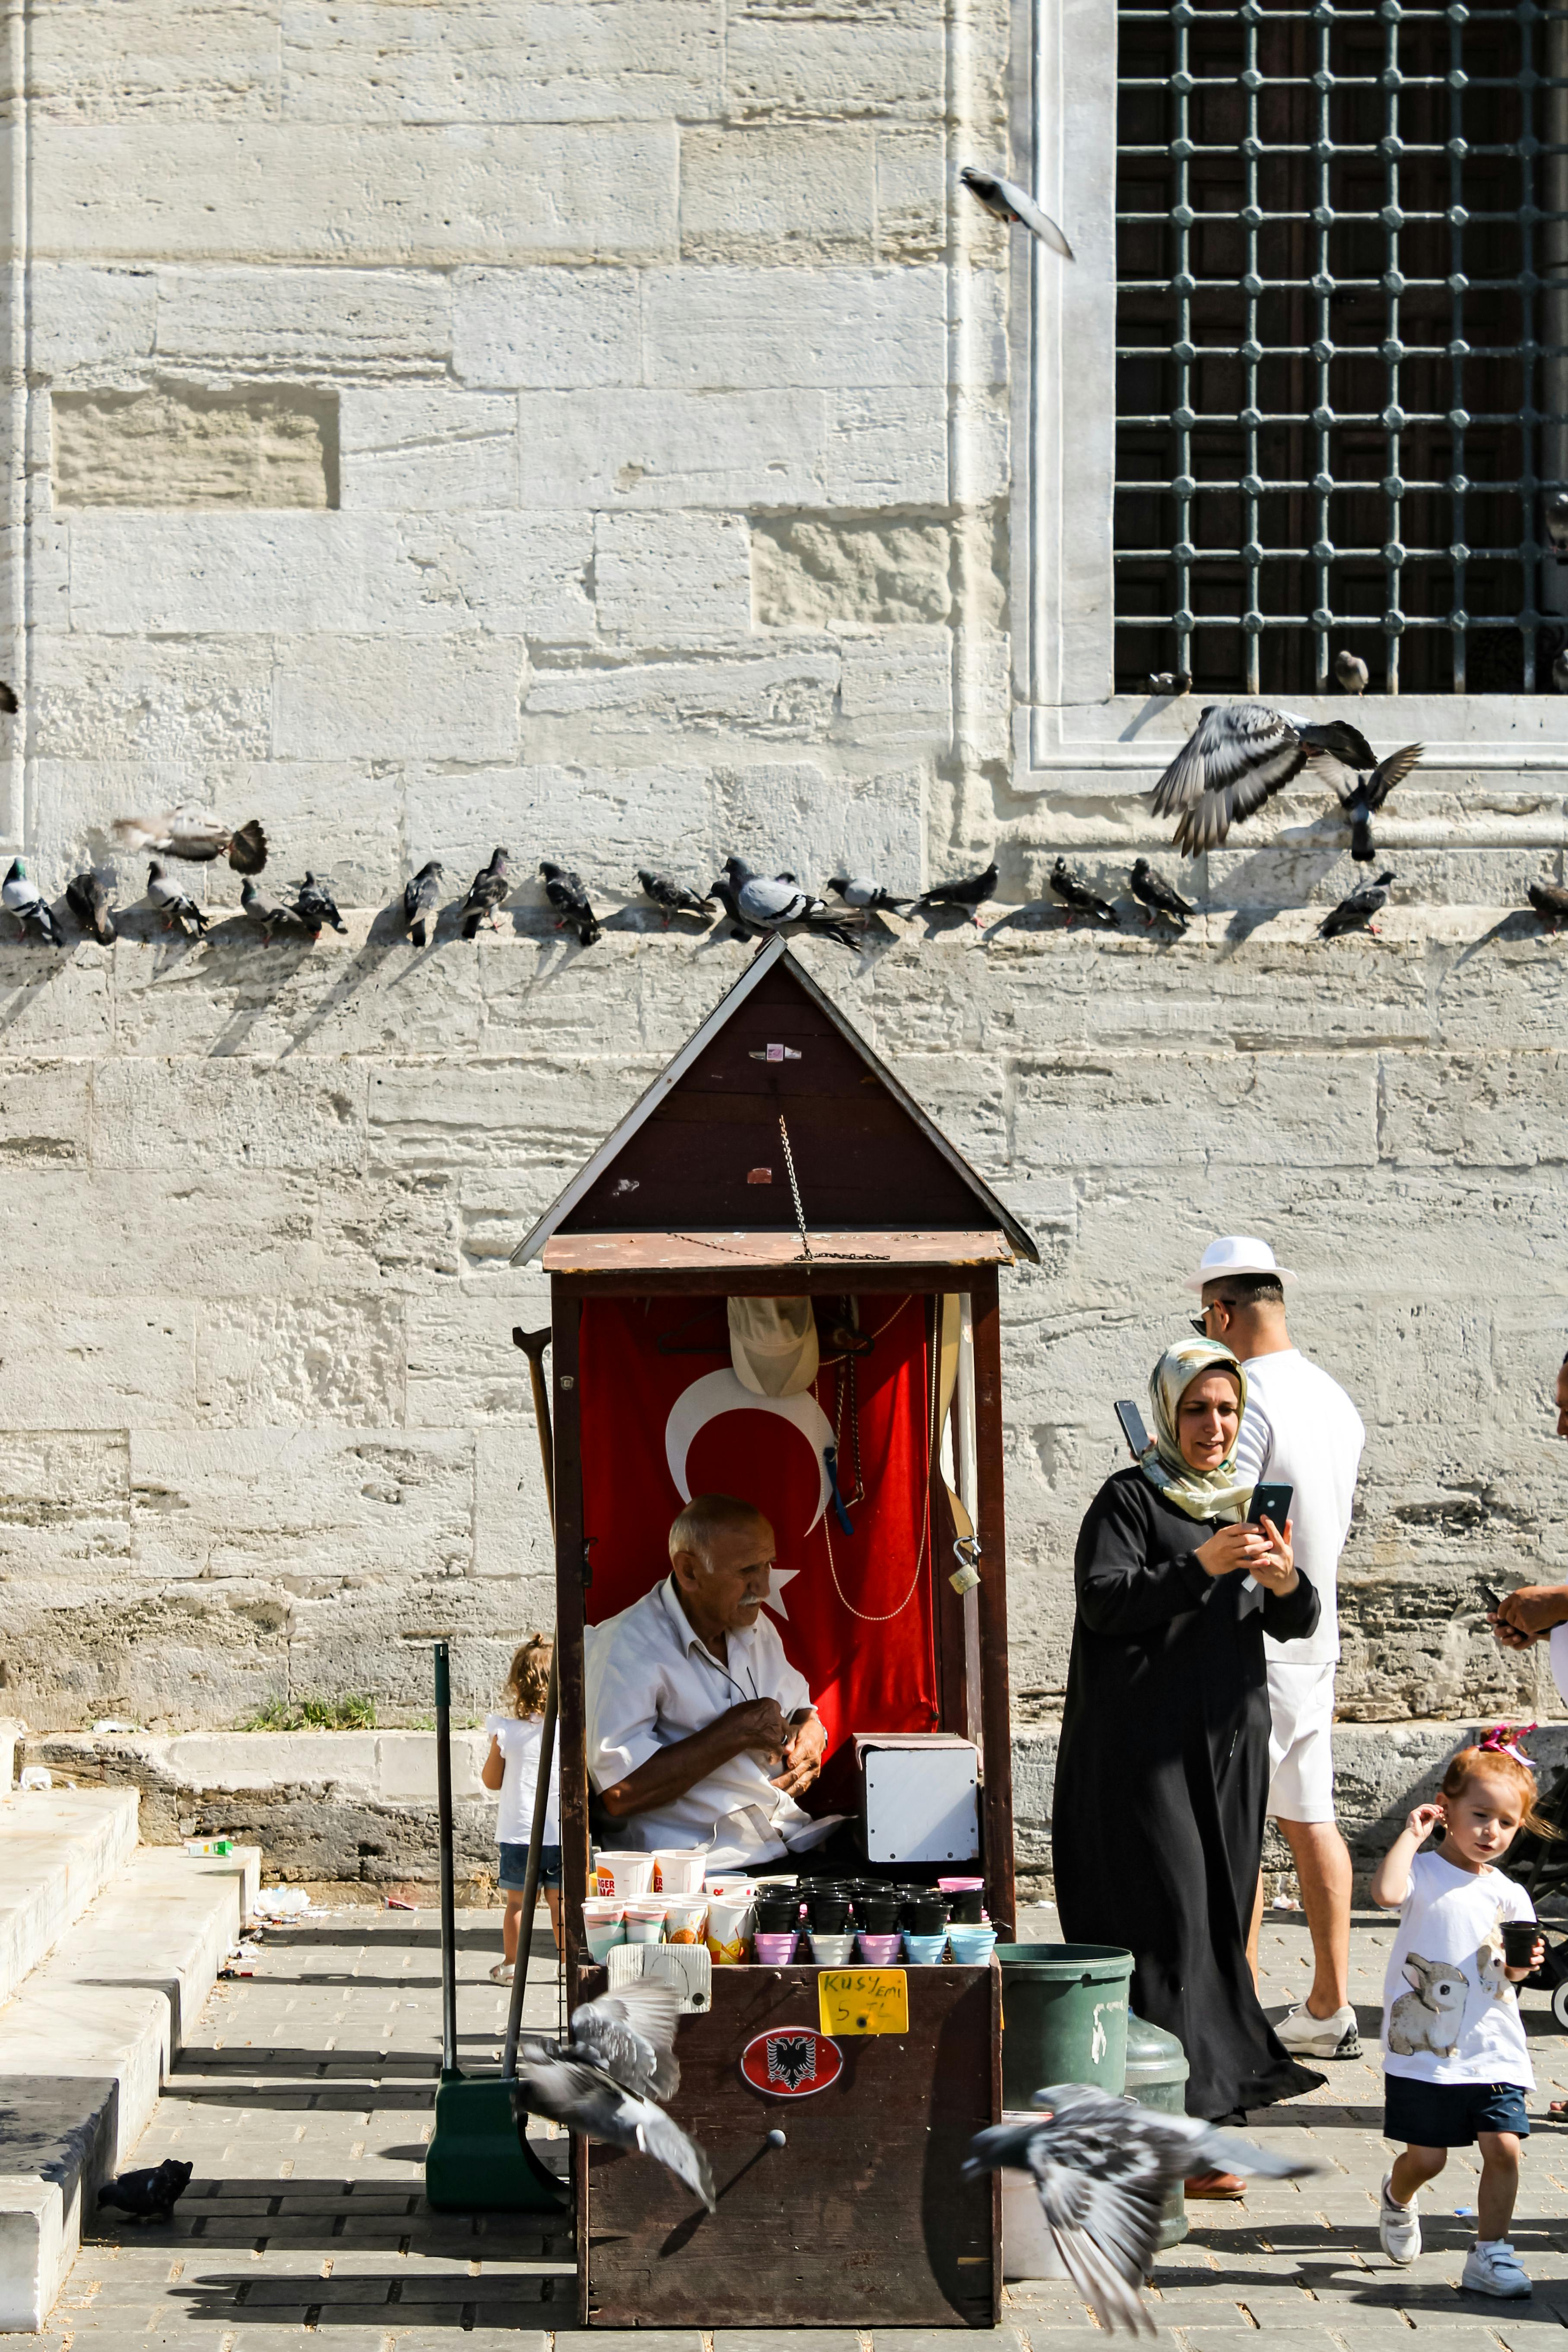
[1114, 1400, 1151, 1460]
[1249, 1482, 1293, 1528]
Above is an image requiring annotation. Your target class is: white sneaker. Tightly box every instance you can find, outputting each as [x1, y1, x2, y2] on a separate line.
[1462, 2240, 1532, 2298]
[1273, 2001, 1362, 2059]
[1378, 2173, 1420, 2265]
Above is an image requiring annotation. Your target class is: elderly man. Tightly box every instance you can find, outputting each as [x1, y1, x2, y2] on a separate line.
[585, 1491, 840, 1870]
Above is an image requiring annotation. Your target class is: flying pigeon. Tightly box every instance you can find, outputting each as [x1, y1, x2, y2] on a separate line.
[635, 869, 715, 927]
[965, 2085, 1320, 2337]
[1151, 703, 1378, 856]
[827, 875, 916, 913]
[1049, 858, 1117, 927]
[1334, 650, 1370, 694]
[292, 873, 346, 936]
[1128, 857, 1194, 930]
[1527, 878, 1568, 932]
[66, 871, 116, 945]
[511, 1980, 713, 2212]
[1318, 869, 1396, 939]
[112, 811, 267, 873]
[2, 858, 60, 945]
[1311, 741, 1423, 864]
[241, 876, 306, 946]
[540, 861, 602, 949]
[1146, 672, 1191, 698]
[959, 165, 1074, 260]
[146, 861, 207, 936]
[97, 2158, 194, 2225]
[916, 861, 999, 930]
[461, 847, 510, 940]
[403, 860, 443, 948]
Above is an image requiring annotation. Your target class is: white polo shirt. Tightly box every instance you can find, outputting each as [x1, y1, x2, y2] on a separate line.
[584, 1577, 825, 1869]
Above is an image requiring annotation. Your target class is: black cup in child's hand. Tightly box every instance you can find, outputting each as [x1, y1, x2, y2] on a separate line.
[1502, 1919, 1541, 1967]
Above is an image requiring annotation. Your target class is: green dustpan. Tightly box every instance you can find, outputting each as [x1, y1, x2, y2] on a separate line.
[421, 1639, 566, 2215]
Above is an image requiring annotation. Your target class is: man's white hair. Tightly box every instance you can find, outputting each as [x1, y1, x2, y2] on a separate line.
[668, 1492, 771, 1566]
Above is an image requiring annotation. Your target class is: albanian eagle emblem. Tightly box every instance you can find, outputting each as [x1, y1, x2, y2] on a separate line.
[739, 2026, 843, 2097]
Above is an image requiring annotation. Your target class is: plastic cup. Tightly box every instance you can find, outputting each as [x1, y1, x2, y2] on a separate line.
[808, 1895, 851, 1932]
[854, 1896, 900, 1934]
[663, 1897, 709, 1945]
[944, 1887, 985, 1923]
[624, 1900, 668, 1945]
[652, 1849, 708, 1895]
[906, 1901, 950, 1936]
[754, 1931, 799, 1965]
[596, 1851, 655, 1897]
[855, 1931, 902, 1965]
[1502, 1919, 1541, 1967]
[809, 1931, 855, 1965]
[705, 1892, 755, 1964]
[904, 1930, 948, 1965]
[946, 1926, 997, 1965]
[754, 1898, 800, 1935]
[584, 1917, 627, 1962]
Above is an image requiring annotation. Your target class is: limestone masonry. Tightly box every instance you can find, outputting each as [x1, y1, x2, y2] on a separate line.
[1, 3, 1567, 1836]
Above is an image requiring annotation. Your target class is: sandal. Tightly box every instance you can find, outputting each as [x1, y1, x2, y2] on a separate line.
[1184, 2170, 1247, 2200]
[488, 1961, 514, 1984]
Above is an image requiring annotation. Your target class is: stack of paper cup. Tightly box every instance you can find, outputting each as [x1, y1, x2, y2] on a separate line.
[652, 1849, 707, 1895]
[705, 1889, 755, 1963]
[581, 1898, 626, 1962]
[595, 1852, 655, 1898]
[663, 1896, 709, 1945]
[624, 1898, 669, 1945]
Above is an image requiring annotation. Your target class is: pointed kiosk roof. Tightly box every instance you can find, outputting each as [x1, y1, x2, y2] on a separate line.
[513, 938, 1036, 1271]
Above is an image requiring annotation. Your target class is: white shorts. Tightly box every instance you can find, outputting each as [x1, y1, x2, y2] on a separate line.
[1266, 1659, 1337, 1824]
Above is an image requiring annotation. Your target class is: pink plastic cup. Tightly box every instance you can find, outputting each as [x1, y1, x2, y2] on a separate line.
[855, 1931, 902, 1965]
[753, 1930, 798, 1965]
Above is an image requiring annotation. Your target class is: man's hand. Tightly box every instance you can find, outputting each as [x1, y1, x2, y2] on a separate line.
[770, 1710, 826, 1799]
[1493, 1585, 1568, 1647]
[724, 1697, 789, 1766]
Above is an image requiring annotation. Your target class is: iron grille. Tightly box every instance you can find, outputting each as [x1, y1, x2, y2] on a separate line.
[1114, 0, 1568, 695]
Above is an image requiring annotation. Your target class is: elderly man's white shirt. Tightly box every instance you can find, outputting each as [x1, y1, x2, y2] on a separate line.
[585, 1578, 818, 1867]
[1550, 1625, 1568, 1706]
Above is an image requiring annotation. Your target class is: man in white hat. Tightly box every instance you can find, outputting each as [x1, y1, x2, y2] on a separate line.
[1186, 1235, 1367, 2060]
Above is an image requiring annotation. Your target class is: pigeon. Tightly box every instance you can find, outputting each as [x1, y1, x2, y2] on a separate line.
[1318, 869, 1396, 939]
[66, 871, 116, 945]
[112, 811, 267, 873]
[0, 680, 17, 714]
[1527, 879, 1568, 932]
[1313, 741, 1423, 863]
[1049, 857, 1117, 927]
[1151, 704, 1378, 856]
[540, 861, 602, 949]
[511, 1980, 713, 2213]
[636, 869, 715, 927]
[827, 875, 916, 913]
[959, 165, 1073, 260]
[718, 857, 830, 929]
[97, 2158, 194, 2225]
[241, 876, 307, 945]
[1546, 489, 1568, 553]
[2, 858, 61, 945]
[916, 861, 999, 930]
[965, 2084, 1320, 2337]
[292, 872, 346, 936]
[1554, 648, 1568, 695]
[461, 847, 510, 940]
[1334, 650, 1370, 694]
[1146, 672, 1191, 698]
[146, 861, 207, 936]
[1128, 857, 1194, 930]
[403, 860, 443, 948]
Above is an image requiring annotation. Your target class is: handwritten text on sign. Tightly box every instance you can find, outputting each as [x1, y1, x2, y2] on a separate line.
[817, 1968, 910, 2035]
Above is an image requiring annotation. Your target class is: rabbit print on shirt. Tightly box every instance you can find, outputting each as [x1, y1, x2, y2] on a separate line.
[1475, 1921, 1513, 2003]
[1387, 1952, 1470, 2055]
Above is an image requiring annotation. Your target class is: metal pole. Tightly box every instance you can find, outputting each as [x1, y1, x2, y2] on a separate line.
[433, 1638, 458, 2076]
[503, 1325, 558, 2082]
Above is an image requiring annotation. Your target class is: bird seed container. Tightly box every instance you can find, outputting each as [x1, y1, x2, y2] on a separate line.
[993, 1942, 1133, 2108]
[1123, 2008, 1190, 2250]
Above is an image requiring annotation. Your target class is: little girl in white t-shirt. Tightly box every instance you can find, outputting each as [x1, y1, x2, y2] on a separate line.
[480, 1635, 560, 1984]
[1371, 1738, 1552, 2299]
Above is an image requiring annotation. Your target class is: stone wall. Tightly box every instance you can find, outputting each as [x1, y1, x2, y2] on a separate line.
[1, 3, 1568, 1814]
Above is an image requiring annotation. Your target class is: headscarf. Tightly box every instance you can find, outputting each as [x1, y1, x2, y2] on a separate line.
[1137, 1338, 1253, 1524]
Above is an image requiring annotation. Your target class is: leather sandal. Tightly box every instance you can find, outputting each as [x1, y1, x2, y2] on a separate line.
[1184, 2169, 1246, 2199]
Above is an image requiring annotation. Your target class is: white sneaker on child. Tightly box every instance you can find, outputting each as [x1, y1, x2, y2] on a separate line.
[1378, 2174, 1420, 2265]
[1461, 2240, 1531, 2298]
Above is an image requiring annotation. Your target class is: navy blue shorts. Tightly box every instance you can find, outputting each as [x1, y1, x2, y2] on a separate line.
[498, 1842, 561, 1892]
[1384, 2074, 1531, 2146]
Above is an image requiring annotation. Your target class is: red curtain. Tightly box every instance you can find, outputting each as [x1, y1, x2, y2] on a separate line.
[576, 1295, 940, 1772]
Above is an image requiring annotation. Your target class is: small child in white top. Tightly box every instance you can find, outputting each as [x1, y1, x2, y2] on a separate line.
[480, 1635, 561, 1984]
[1370, 1737, 1552, 2299]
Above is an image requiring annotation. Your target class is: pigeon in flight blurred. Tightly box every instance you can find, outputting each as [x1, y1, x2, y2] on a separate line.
[1311, 741, 1422, 864]
[66, 871, 116, 945]
[1050, 857, 1117, 927]
[827, 875, 915, 913]
[113, 810, 267, 873]
[293, 873, 346, 936]
[636, 869, 714, 927]
[1128, 858, 1194, 931]
[146, 861, 207, 936]
[241, 877, 307, 946]
[965, 2085, 1319, 2336]
[98, 2158, 194, 2225]
[403, 860, 443, 948]
[1146, 672, 1191, 699]
[2, 858, 60, 945]
[1152, 703, 1378, 855]
[1334, 651, 1370, 694]
[511, 1980, 713, 2212]
[1318, 870, 1396, 939]
[1527, 878, 1568, 932]
[540, 861, 602, 948]
[461, 847, 510, 940]
[916, 861, 998, 930]
[960, 165, 1074, 260]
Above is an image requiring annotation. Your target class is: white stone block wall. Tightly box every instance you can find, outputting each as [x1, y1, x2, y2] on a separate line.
[0, 0, 1563, 1758]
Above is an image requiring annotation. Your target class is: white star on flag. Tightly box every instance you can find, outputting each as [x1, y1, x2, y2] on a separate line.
[763, 1566, 799, 1620]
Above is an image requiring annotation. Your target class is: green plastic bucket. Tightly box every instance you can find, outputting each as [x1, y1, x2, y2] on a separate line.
[994, 1942, 1133, 2108]
[1124, 2009, 1190, 2249]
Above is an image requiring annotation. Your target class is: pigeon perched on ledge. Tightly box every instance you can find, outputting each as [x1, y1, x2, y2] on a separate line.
[1128, 858, 1194, 931]
[827, 875, 915, 913]
[540, 861, 602, 948]
[403, 860, 443, 948]
[461, 847, 510, 940]
[114, 810, 267, 873]
[1334, 650, 1370, 694]
[293, 873, 346, 936]
[1049, 857, 1117, 927]
[66, 871, 116, 944]
[916, 861, 998, 930]
[636, 869, 714, 926]
[1318, 870, 1396, 939]
[146, 861, 207, 937]
[241, 877, 308, 946]
[1527, 878, 1568, 932]
[3, 858, 61, 945]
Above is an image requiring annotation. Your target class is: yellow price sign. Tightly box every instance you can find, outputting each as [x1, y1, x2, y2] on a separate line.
[817, 1968, 909, 2036]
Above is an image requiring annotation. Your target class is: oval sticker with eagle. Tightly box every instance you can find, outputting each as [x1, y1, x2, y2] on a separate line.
[740, 2025, 843, 2097]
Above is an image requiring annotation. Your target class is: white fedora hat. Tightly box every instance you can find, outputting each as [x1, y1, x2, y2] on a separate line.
[1182, 1235, 1299, 1295]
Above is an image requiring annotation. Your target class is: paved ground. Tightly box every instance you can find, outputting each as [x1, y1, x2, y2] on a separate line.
[34, 1900, 1568, 2348]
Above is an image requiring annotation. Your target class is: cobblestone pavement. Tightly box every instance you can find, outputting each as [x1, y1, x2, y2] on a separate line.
[34, 1901, 1568, 2349]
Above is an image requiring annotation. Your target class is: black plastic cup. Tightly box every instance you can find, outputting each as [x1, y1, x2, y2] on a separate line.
[1502, 1919, 1541, 1967]
[809, 1895, 851, 1932]
[946, 1887, 984, 1923]
[755, 1898, 799, 1933]
[855, 1896, 900, 1933]
[907, 1900, 950, 1935]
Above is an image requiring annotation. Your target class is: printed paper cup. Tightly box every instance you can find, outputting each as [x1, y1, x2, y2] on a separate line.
[705, 1892, 755, 1963]
[625, 1899, 669, 1945]
[584, 1917, 627, 1962]
[663, 1897, 709, 1945]
[652, 1849, 708, 1895]
[595, 1852, 655, 1898]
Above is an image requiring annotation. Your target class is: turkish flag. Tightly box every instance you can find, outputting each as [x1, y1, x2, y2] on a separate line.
[577, 1295, 940, 1781]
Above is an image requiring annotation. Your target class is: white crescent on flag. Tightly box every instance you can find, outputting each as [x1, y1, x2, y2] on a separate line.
[664, 1368, 835, 1535]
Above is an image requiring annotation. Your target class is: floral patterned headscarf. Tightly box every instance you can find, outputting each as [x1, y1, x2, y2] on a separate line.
[1138, 1338, 1253, 1524]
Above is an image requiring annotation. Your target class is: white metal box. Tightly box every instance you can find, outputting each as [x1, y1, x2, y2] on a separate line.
[855, 1733, 980, 1864]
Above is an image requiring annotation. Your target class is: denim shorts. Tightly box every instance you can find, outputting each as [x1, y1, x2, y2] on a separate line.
[1384, 2074, 1531, 2146]
[498, 1841, 561, 1892]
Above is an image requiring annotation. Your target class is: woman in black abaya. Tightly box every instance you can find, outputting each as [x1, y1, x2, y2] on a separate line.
[1052, 1339, 1324, 2180]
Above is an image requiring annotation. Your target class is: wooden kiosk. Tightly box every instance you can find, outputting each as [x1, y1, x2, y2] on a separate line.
[514, 940, 1036, 2328]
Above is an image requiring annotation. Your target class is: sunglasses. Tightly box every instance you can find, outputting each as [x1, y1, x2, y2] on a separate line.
[1190, 1299, 1239, 1336]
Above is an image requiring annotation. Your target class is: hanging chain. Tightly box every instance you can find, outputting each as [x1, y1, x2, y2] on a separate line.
[778, 1111, 812, 1262]
[833, 1295, 865, 1508]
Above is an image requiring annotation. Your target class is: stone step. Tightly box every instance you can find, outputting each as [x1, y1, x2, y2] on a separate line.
[0, 1785, 140, 2008]
[0, 1838, 260, 2332]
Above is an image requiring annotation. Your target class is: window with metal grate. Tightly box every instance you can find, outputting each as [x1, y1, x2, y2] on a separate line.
[1114, 0, 1568, 697]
